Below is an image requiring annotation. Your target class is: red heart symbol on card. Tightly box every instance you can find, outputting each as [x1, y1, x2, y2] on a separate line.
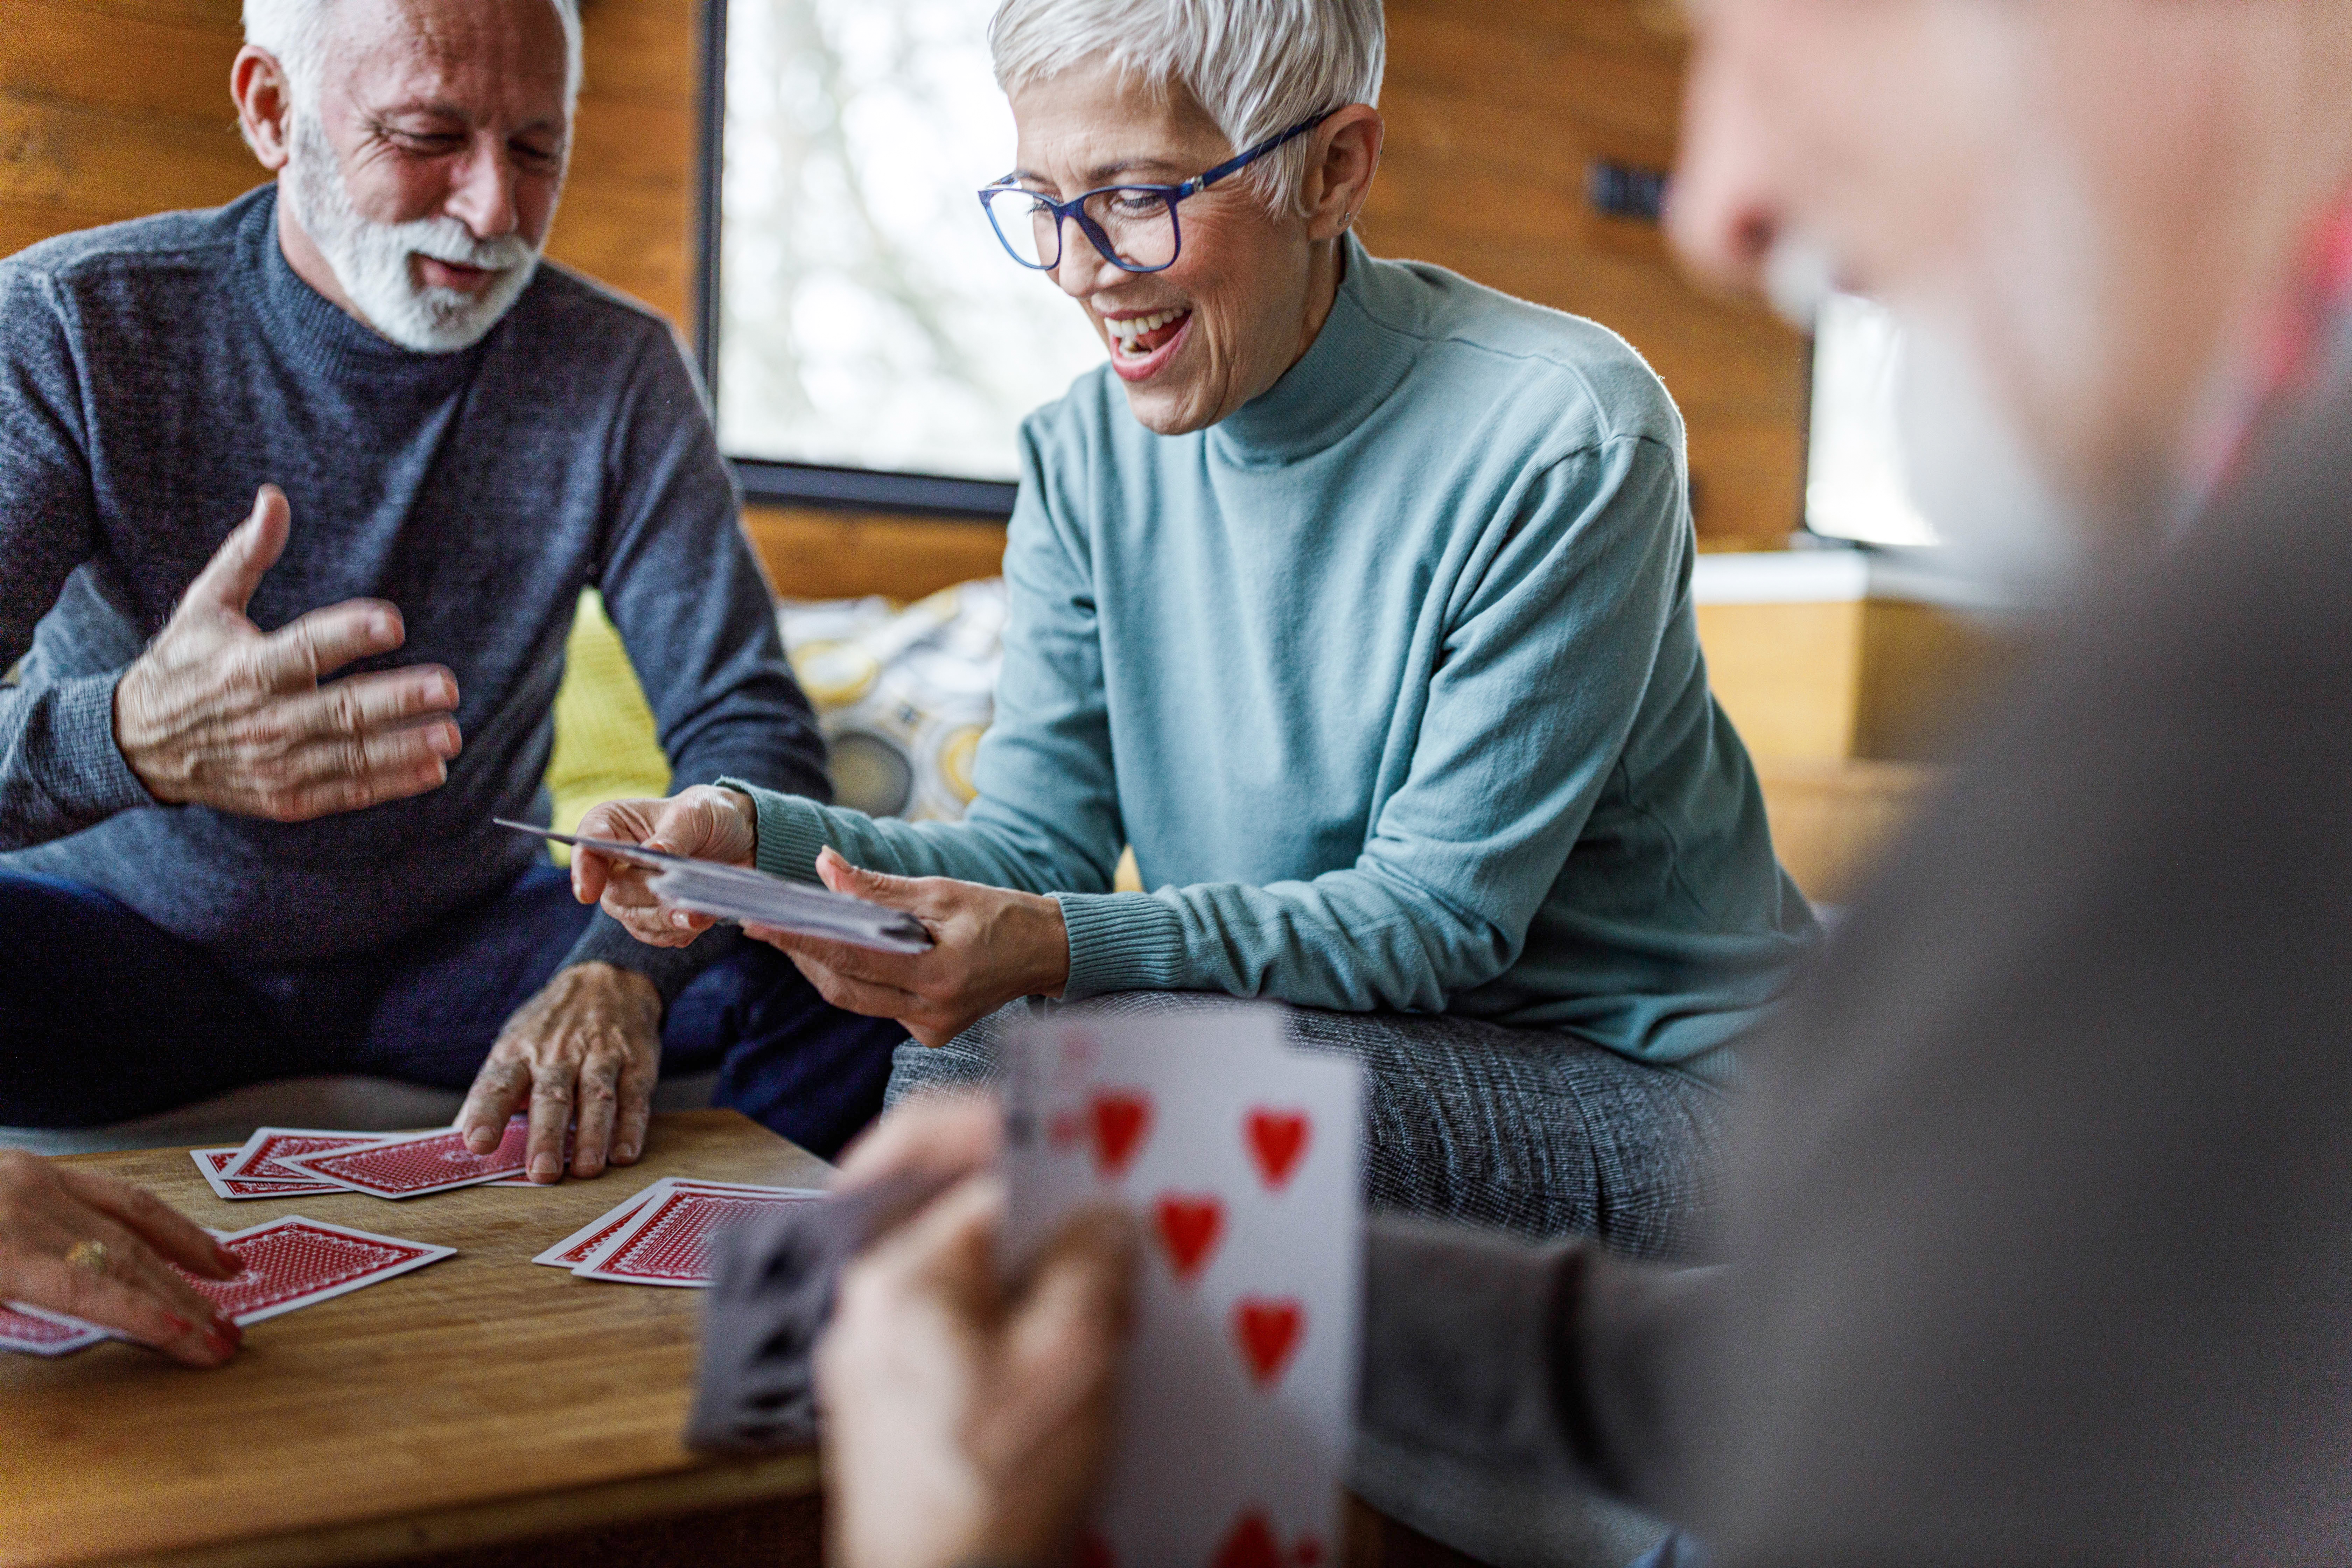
[1245, 1109, 1311, 1190]
[1211, 1510, 1323, 1568]
[1152, 1194, 1225, 1284]
[1088, 1092, 1151, 1180]
[1232, 1297, 1306, 1388]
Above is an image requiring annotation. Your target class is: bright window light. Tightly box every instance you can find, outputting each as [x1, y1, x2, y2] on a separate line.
[1806, 292, 1942, 548]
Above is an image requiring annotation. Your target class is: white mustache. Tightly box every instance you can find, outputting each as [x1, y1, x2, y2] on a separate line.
[398, 219, 536, 276]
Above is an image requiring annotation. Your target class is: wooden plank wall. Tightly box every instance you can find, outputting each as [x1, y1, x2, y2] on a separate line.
[2, 0, 1805, 572]
[0, 0, 696, 327]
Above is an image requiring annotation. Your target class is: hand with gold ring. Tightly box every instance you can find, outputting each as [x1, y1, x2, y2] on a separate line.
[0, 1150, 244, 1367]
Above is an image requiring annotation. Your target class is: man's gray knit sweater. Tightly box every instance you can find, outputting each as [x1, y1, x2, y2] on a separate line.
[0, 186, 827, 994]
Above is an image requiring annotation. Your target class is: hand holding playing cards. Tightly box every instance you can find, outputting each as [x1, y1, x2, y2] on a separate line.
[748, 849, 1070, 1049]
[0, 1152, 243, 1366]
[113, 486, 463, 822]
[818, 1174, 1136, 1568]
[571, 786, 758, 947]
[456, 964, 660, 1181]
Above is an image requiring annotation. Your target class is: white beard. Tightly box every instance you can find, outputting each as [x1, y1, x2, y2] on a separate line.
[282, 107, 541, 354]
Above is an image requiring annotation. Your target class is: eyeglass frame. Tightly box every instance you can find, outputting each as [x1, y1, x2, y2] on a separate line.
[977, 108, 1342, 275]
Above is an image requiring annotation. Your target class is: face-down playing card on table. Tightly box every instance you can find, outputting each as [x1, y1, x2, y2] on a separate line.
[175, 1215, 454, 1326]
[278, 1117, 532, 1198]
[533, 1179, 822, 1270]
[193, 1148, 345, 1201]
[1001, 1008, 1364, 1568]
[569, 1181, 827, 1286]
[219, 1128, 397, 1184]
[0, 1302, 111, 1356]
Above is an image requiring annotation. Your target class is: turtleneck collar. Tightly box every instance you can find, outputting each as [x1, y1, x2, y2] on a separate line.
[243, 183, 499, 388]
[1206, 234, 1421, 469]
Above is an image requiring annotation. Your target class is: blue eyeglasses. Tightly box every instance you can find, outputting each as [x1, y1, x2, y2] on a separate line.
[978, 109, 1340, 274]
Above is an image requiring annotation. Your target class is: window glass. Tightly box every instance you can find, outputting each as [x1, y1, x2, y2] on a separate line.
[717, 0, 1109, 483]
[1805, 292, 1941, 547]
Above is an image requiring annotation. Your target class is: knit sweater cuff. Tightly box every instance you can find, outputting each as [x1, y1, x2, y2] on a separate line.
[1054, 892, 1191, 999]
[720, 777, 830, 883]
[55, 670, 158, 821]
[561, 910, 738, 1008]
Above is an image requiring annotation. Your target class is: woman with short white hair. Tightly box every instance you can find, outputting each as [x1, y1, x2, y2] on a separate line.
[589, 0, 1816, 1251]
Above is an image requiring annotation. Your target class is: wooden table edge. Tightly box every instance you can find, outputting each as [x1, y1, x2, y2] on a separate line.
[37, 1449, 821, 1568]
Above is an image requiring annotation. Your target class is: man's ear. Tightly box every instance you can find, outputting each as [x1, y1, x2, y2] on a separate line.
[232, 45, 296, 170]
[1304, 105, 1385, 242]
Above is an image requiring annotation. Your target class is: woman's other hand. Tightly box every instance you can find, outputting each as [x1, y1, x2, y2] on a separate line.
[0, 1151, 243, 1367]
[570, 785, 760, 947]
[746, 848, 1072, 1048]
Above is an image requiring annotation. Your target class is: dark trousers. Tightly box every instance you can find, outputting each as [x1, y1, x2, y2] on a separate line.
[0, 866, 906, 1158]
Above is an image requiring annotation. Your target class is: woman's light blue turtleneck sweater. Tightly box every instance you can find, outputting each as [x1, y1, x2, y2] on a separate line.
[728, 240, 1818, 1081]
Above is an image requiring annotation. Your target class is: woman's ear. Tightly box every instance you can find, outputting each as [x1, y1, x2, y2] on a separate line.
[1304, 106, 1386, 241]
[232, 46, 297, 171]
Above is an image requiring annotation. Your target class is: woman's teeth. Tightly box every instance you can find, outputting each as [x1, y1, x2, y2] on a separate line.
[1108, 309, 1190, 357]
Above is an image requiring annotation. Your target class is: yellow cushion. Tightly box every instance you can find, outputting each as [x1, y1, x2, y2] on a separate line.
[544, 590, 671, 863]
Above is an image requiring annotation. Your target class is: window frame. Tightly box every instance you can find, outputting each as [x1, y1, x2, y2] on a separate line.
[692, 0, 1021, 522]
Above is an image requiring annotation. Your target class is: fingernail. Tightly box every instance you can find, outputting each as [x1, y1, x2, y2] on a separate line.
[615, 1142, 639, 1162]
[162, 1312, 194, 1337]
[214, 1313, 243, 1343]
[530, 1156, 559, 1181]
[205, 1326, 238, 1358]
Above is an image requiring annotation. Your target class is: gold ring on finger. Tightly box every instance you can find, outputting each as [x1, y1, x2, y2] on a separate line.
[64, 1239, 110, 1274]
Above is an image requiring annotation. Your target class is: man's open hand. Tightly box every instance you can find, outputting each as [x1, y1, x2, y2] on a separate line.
[456, 963, 662, 1181]
[114, 485, 462, 821]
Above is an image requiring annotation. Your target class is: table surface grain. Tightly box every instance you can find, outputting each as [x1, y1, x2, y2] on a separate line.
[0, 1110, 832, 1568]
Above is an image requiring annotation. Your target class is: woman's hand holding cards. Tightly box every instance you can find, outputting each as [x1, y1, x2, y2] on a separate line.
[743, 849, 1071, 1049]
[570, 786, 761, 947]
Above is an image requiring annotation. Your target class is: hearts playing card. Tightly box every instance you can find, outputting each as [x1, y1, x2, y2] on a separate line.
[1003, 1006, 1362, 1568]
[570, 1183, 826, 1287]
[173, 1216, 454, 1325]
[279, 1118, 531, 1198]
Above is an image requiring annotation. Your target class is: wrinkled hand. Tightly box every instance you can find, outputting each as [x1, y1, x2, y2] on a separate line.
[817, 1174, 1136, 1568]
[747, 849, 1071, 1049]
[0, 1150, 243, 1367]
[572, 786, 759, 948]
[456, 963, 661, 1181]
[114, 486, 463, 821]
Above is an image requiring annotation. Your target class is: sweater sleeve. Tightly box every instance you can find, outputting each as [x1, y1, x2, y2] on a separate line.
[561, 323, 831, 1000]
[1359, 1215, 1721, 1522]
[0, 265, 155, 852]
[723, 420, 1125, 899]
[1053, 436, 1686, 1012]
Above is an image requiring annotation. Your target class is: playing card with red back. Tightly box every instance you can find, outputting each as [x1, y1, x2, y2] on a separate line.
[277, 1117, 531, 1199]
[193, 1148, 343, 1201]
[570, 1184, 826, 1287]
[219, 1128, 396, 1183]
[1003, 1006, 1362, 1567]
[0, 1302, 110, 1356]
[172, 1216, 453, 1325]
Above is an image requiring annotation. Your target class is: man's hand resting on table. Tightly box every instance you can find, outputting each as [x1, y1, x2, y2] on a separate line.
[576, 788, 1074, 1049]
[817, 1101, 1136, 1568]
[114, 486, 463, 822]
[455, 964, 662, 1182]
[0, 1151, 244, 1367]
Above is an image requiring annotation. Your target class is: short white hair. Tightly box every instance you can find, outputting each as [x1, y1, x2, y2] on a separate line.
[989, 0, 1385, 214]
[243, 0, 584, 113]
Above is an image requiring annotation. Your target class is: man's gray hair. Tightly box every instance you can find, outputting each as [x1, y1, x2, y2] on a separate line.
[989, 0, 1385, 215]
[243, 0, 585, 112]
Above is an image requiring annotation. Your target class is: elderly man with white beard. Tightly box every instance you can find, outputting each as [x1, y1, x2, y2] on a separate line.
[0, 0, 908, 1175]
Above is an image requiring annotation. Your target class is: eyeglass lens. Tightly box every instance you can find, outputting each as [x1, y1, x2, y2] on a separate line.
[990, 188, 1180, 271]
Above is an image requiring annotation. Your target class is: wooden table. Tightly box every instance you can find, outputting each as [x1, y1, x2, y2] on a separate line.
[1, 1110, 831, 1568]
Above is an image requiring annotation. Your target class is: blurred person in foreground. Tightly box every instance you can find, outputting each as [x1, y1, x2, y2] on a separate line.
[0, 0, 907, 1170]
[800, 0, 2352, 1563]
[581, 0, 1818, 1253]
